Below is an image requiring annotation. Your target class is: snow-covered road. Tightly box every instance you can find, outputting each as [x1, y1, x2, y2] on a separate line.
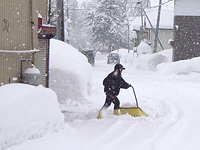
[7, 54, 200, 150]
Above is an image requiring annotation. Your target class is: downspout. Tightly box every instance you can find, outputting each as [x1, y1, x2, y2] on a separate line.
[30, 0, 35, 63]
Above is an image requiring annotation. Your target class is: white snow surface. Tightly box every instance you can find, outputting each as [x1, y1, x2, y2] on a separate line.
[2, 39, 200, 150]
[137, 41, 152, 55]
[23, 65, 40, 74]
[0, 84, 64, 150]
[157, 56, 200, 75]
[49, 39, 92, 105]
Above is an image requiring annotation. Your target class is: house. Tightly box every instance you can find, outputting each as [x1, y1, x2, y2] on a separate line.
[171, 0, 200, 61]
[130, 1, 174, 52]
[0, 0, 56, 87]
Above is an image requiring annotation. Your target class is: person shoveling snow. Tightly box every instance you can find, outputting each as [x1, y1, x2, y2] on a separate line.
[97, 63, 131, 119]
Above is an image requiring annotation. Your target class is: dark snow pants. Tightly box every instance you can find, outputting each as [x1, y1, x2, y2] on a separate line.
[102, 95, 120, 110]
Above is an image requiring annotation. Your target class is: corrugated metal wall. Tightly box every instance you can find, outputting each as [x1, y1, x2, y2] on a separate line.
[0, 0, 31, 50]
[38, 1, 48, 24]
[36, 39, 49, 87]
[0, 0, 49, 87]
[0, 53, 33, 85]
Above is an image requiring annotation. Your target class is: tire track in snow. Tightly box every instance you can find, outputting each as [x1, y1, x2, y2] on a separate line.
[141, 100, 183, 150]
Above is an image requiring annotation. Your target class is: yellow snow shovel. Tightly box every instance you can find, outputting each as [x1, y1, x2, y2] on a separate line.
[120, 86, 147, 117]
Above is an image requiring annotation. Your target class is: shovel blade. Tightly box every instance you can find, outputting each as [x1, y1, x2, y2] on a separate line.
[120, 107, 147, 117]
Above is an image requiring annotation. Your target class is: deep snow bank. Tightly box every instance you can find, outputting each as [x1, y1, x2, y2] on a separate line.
[108, 48, 200, 76]
[157, 56, 200, 75]
[111, 49, 171, 71]
[0, 84, 64, 150]
[137, 40, 152, 55]
[49, 39, 92, 104]
[133, 53, 168, 71]
[110, 49, 136, 65]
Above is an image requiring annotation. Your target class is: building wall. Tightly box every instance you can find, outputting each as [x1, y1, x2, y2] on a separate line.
[149, 29, 173, 52]
[173, 0, 200, 61]
[37, 0, 48, 24]
[0, 0, 49, 86]
[35, 39, 49, 87]
[0, 0, 32, 50]
[0, 0, 48, 49]
[135, 29, 173, 53]
[175, 0, 200, 16]
[173, 16, 200, 61]
[0, 52, 33, 85]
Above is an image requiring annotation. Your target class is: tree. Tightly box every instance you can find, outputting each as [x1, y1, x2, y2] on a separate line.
[88, 0, 128, 52]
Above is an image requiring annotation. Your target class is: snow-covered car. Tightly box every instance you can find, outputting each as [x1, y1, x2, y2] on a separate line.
[107, 53, 120, 64]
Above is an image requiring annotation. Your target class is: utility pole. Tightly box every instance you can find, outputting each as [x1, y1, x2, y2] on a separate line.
[66, 0, 69, 44]
[128, 22, 130, 53]
[143, 9, 164, 50]
[109, 1, 112, 52]
[56, 0, 65, 41]
[154, 0, 162, 53]
[140, 2, 144, 41]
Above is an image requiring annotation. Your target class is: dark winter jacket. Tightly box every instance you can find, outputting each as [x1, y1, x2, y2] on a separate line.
[103, 69, 130, 96]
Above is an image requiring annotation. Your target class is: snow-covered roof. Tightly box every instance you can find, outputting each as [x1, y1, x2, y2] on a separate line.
[42, 24, 56, 28]
[175, 0, 200, 16]
[130, 1, 174, 30]
[38, 13, 42, 18]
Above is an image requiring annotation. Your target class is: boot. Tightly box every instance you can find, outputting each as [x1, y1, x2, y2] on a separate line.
[97, 110, 103, 119]
[114, 109, 120, 116]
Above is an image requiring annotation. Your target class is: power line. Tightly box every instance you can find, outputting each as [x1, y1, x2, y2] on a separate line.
[149, 0, 173, 8]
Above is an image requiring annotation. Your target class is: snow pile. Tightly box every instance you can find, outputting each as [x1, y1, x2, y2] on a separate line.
[137, 40, 152, 55]
[157, 56, 200, 75]
[116, 47, 200, 77]
[110, 49, 134, 64]
[49, 39, 92, 105]
[111, 48, 171, 71]
[0, 84, 64, 150]
[95, 51, 106, 61]
[133, 52, 168, 71]
[157, 48, 173, 62]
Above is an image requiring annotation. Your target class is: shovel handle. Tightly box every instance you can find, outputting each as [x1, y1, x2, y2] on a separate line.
[131, 86, 139, 107]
